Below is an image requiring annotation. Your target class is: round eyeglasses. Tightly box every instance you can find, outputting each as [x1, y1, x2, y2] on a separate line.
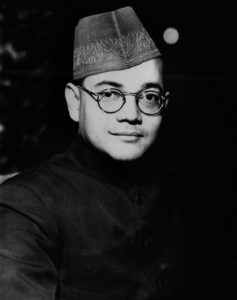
[76, 85, 170, 115]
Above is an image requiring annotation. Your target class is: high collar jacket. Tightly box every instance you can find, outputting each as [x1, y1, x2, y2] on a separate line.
[0, 136, 187, 300]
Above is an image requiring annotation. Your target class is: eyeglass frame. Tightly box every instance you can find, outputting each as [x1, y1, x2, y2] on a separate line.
[76, 85, 170, 116]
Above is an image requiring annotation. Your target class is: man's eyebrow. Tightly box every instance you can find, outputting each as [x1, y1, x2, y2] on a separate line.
[95, 81, 123, 88]
[141, 82, 163, 90]
[94, 81, 163, 90]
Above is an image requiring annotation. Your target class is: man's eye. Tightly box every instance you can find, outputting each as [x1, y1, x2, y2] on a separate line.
[144, 92, 159, 101]
[101, 91, 121, 99]
[102, 91, 113, 97]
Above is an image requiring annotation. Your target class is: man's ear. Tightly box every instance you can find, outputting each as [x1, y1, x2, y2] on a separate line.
[164, 91, 170, 109]
[65, 83, 80, 122]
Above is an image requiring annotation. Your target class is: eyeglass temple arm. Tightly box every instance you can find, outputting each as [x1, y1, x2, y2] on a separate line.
[76, 85, 99, 102]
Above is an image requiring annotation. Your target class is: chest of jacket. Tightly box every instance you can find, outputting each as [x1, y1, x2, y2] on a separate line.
[46, 169, 178, 297]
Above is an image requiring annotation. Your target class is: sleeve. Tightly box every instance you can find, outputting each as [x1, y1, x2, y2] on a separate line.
[0, 183, 61, 300]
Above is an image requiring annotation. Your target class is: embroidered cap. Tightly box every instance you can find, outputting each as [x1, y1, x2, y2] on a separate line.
[73, 6, 162, 80]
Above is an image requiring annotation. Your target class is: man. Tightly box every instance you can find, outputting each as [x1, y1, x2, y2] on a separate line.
[0, 7, 186, 299]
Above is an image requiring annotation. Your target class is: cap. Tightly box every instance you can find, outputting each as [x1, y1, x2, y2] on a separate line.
[73, 6, 161, 80]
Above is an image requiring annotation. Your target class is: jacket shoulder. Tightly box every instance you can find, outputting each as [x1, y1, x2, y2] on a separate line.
[0, 151, 82, 209]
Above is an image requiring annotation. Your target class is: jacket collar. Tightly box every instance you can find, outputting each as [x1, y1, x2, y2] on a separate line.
[66, 134, 163, 188]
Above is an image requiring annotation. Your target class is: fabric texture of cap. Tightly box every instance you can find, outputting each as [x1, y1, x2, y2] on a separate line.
[73, 6, 162, 80]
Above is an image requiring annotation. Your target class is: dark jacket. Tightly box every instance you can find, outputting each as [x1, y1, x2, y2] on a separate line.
[0, 136, 187, 299]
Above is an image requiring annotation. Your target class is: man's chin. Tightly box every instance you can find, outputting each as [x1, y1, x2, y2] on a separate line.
[106, 149, 146, 162]
[93, 141, 150, 162]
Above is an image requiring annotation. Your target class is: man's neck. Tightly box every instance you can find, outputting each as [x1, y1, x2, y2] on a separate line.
[68, 134, 163, 187]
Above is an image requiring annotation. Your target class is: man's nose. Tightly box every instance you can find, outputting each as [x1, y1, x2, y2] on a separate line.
[116, 97, 142, 123]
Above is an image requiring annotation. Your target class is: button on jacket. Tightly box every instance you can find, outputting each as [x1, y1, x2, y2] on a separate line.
[0, 136, 186, 299]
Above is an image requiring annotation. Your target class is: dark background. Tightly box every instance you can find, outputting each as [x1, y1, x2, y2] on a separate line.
[0, 0, 237, 297]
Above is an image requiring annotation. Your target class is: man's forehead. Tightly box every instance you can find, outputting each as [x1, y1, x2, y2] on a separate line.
[84, 58, 163, 89]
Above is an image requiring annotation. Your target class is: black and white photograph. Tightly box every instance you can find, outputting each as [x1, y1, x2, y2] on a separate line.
[0, 1, 236, 299]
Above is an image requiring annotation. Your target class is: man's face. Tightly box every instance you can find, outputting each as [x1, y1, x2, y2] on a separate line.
[74, 58, 164, 161]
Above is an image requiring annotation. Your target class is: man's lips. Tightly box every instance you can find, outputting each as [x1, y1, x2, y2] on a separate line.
[109, 131, 143, 137]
